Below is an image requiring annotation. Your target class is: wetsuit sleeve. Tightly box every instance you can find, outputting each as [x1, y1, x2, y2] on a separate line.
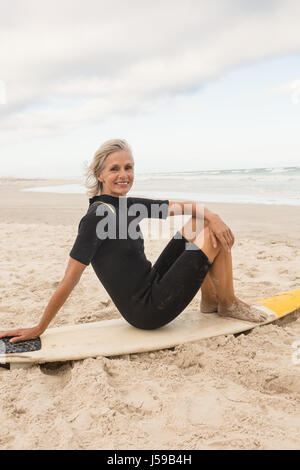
[69, 213, 103, 266]
[128, 198, 169, 220]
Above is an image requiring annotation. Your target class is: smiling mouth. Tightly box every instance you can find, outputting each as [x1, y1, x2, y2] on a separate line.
[115, 182, 129, 185]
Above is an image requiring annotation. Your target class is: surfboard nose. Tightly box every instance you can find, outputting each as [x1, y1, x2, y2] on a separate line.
[256, 288, 300, 318]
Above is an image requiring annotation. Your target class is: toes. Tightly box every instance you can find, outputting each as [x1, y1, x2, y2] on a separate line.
[249, 308, 269, 323]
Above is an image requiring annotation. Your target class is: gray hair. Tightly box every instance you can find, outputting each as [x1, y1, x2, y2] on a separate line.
[85, 139, 133, 197]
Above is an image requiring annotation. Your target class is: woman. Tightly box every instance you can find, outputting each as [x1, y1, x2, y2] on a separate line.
[0, 139, 267, 344]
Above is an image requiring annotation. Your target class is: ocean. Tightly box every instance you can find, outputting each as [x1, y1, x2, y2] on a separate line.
[22, 166, 300, 206]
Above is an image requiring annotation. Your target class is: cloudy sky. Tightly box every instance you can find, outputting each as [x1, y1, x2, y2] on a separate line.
[1, 0, 300, 178]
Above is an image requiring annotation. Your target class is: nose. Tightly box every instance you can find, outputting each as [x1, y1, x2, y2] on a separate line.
[119, 168, 130, 179]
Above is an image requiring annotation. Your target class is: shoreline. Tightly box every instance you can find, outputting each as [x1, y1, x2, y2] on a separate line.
[1, 178, 299, 234]
[2, 175, 299, 208]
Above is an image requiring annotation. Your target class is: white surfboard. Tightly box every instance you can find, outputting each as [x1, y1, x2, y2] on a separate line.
[1, 289, 299, 369]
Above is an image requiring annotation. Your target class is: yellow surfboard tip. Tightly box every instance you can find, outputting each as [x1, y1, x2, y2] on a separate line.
[256, 288, 300, 318]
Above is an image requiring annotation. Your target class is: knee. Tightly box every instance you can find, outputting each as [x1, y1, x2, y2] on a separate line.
[194, 227, 220, 262]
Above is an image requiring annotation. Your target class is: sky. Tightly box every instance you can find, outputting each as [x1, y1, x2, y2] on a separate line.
[0, 0, 300, 178]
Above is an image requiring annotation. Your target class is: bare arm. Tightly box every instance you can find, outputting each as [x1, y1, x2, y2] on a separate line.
[168, 200, 234, 251]
[0, 257, 87, 343]
[168, 200, 217, 222]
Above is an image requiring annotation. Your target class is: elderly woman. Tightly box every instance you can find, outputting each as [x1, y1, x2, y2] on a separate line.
[0, 139, 267, 343]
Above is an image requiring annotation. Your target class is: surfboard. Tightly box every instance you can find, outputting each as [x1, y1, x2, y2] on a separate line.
[1, 288, 299, 369]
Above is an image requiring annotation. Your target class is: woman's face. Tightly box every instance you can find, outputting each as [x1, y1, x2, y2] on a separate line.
[98, 150, 134, 197]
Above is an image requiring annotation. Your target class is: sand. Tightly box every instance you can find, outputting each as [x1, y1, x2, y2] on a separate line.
[0, 177, 300, 450]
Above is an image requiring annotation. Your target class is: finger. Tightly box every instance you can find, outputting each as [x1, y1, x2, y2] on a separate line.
[226, 229, 234, 246]
[219, 233, 230, 251]
[230, 230, 235, 246]
[224, 230, 233, 250]
[0, 332, 9, 339]
[10, 335, 27, 344]
[210, 229, 218, 248]
[224, 232, 232, 250]
[0, 330, 18, 339]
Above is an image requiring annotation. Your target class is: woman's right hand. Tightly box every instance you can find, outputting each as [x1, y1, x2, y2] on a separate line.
[0, 326, 42, 344]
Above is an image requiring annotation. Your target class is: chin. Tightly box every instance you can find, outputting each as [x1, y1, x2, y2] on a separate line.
[117, 185, 132, 196]
[113, 189, 130, 197]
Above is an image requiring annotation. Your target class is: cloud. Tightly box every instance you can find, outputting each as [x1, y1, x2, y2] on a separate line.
[1, 0, 300, 144]
[271, 78, 300, 104]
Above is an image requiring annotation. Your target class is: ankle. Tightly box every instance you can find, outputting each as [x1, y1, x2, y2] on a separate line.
[201, 294, 218, 307]
[218, 296, 236, 309]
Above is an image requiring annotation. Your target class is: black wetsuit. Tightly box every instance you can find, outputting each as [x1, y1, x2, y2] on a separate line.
[70, 194, 211, 330]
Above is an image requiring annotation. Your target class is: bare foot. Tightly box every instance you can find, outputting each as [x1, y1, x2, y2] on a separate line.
[218, 298, 268, 323]
[200, 297, 218, 313]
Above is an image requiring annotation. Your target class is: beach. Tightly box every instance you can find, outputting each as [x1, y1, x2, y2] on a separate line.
[0, 177, 300, 450]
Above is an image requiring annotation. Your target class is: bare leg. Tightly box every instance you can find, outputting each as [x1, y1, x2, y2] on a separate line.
[182, 217, 219, 313]
[200, 274, 219, 313]
[200, 220, 218, 313]
[181, 218, 268, 322]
